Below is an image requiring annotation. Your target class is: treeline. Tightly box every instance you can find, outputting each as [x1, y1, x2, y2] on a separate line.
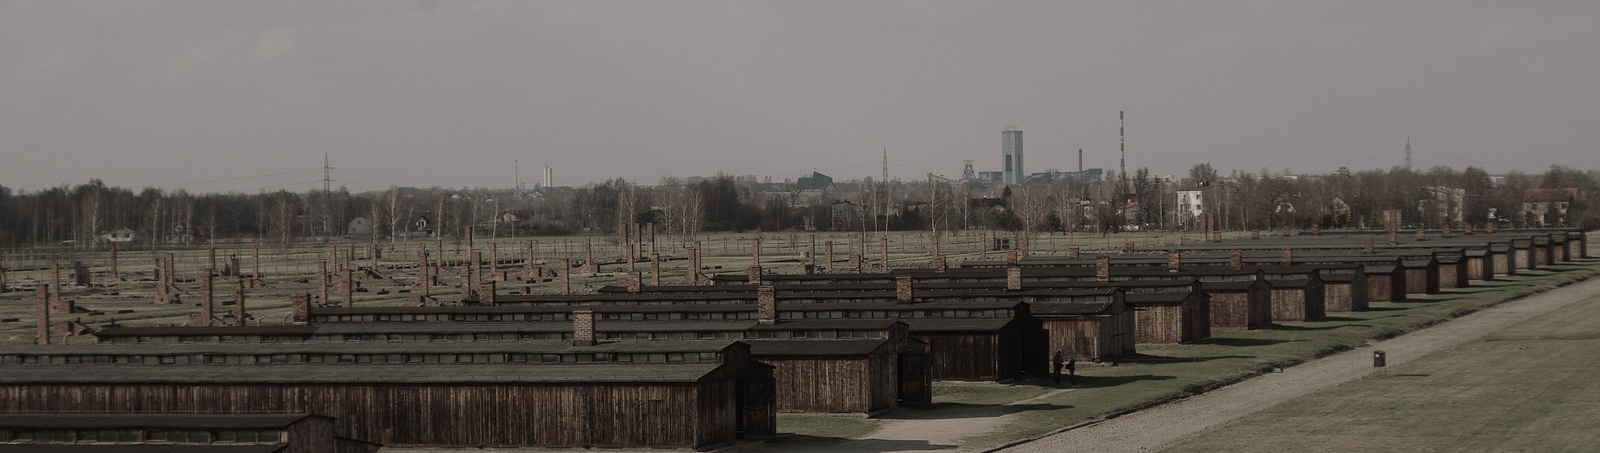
[0, 165, 1593, 249]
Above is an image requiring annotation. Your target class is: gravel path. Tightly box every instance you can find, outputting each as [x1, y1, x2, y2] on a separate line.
[996, 276, 1600, 453]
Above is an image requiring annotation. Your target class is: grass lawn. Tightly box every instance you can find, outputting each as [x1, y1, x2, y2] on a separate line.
[1165, 285, 1600, 452]
[955, 258, 1600, 450]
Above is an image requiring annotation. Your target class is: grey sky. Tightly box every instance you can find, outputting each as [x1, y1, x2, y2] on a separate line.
[3, 1, 1596, 194]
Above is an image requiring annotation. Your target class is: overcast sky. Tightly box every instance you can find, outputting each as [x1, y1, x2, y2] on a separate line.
[3, 1, 1596, 194]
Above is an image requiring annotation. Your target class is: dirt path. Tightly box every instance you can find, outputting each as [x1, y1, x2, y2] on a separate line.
[995, 276, 1600, 453]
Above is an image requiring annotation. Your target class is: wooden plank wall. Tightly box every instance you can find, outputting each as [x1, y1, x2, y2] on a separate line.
[1132, 304, 1184, 344]
[916, 333, 1000, 381]
[766, 357, 874, 414]
[0, 383, 722, 449]
[1207, 293, 1253, 330]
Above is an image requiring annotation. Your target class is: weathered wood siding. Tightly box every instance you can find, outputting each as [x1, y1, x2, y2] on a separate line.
[1131, 303, 1202, 344]
[914, 333, 1013, 381]
[1206, 288, 1270, 330]
[1042, 315, 1133, 361]
[0, 383, 729, 449]
[1367, 272, 1405, 302]
[766, 357, 880, 414]
[1464, 256, 1489, 281]
[1438, 262, 1468, 288]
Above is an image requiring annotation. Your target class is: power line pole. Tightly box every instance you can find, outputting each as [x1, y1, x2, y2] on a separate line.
[1405, 137, 1412, 170]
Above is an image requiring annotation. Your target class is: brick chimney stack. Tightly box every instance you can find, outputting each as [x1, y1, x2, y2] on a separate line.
[896, 276, 913, 303]
[1442, 226, 1451, 238]
[1006, 266, 1023, 291]
[198, 270, 214, 325]
[1311, 224, 1320, 235]
[1006, 250, 1018, 266]
[478, 281, 496, 305]
[1388, 231, 1398, 245]
[932, 256, 947, 273]
[1174, 236, 1183, 246]
[626, 271, 642, 293]
[1281, 248, 1293, 266]
[1416, 229, 1426, 241]
[1230, 251, 1243, 270]
[233, 279, 246, 327]
[1364, 237, 1375, 253]
[572, 310, 595, 346]
[1464, 224, 1474, 234]
[35, 284, 49, 345]
[1095, 255, 1111, 282]
[1167, 250, 1181, 272]
[1252, 229, 1261, 240]
[1486, 222, 1495, 234]
[559, 259, 571, 295]
[1068, 247, 1080, 259]
[746, 265, 762, 284]
[757, 286, 777, 324]
[979, 233, 988, 260]
[1020, 231, 1030, 257]
[1122, 241, 1134, 254]
[752, 239, 761, 267]
[1212, 231, 1222, 242]
[290, 293, 310, 324]
[1282, 226, 1291, 236]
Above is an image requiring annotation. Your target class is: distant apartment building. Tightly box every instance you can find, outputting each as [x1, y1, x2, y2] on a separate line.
[1002, 127, 1023, 186]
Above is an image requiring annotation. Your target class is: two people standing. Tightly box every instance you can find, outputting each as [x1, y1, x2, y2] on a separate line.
[1052, 351, 1076, 385]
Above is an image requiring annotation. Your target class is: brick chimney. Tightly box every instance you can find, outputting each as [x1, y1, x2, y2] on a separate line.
[1486, 222, 1495, 234]
[35, 284, 49, 345]
[290, 293, 310, 324]
[196, 271, 214, 326]
[1252, 229, 1260, 240]
[478, 281, 496, 305]
[572, 310, 595, 346]
[1416, 229, 1426, 241]
[1212, 231, 1222, 242]
[1174, 236, 1183, 246]
[1068, 247, 1080, 259]
[559, 258, 571, 295]
[1388, 231, 1398, 245]
[1364, 237, 1375, 253]
[1167, 250, 1181, 272]
[1095, 255, 1111, 282]
[691, 242, 703, 284]
[824, 241, 834, 273]
[1442, 226, 1451, 238]
[650, 254, 661, 286]
[848, 254, 862, 273]
[1122, 241, 1134, 254]
[1006, 266, 1023, 291]
[1281, 248, 1293, 266]
[757, 286, 777, 324]
[233, 279, 246, 327]
[932, 255, 947, 272]
[1020, 231, 1030, 257]
[931, 235, 940, 258]
[746, 265, 763, 283]
[979, 233, 988, 260]
[1282, 226, 1291, 236]
[1006, 250, 1018, 265]
[751, 239, 761, 267]
[1464, 224, 1474, 234]
[626, 270, 642, 293]
[881, 237, 890, 273]
[896, 276, 913, 303]
[1230, 251, 1243, 270]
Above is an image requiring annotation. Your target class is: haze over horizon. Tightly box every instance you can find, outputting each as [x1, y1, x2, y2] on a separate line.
[3, 1, 1596, 194]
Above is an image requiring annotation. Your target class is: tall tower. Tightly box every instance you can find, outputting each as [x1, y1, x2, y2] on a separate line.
[1404, 137, 1412, 170]
[1119, 111, 1127, 191]
[1002, 126, 1023, 185]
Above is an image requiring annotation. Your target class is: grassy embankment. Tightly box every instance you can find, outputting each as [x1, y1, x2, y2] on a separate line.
[781, 251, 1599, 450]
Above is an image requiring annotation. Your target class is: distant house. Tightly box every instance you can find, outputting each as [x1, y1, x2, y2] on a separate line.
[346, 216, 372, 237]
[1523, 188, 1581, 227]
[163, 220, 208, 245]
[797, 172, 834, 191]
[1175, 183, 1213, 228]
[104, 228, 139, 244]
[830, 201, 863, 231]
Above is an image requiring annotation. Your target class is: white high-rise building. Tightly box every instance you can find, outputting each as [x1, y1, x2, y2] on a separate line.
[1002, 127, 1023, 185]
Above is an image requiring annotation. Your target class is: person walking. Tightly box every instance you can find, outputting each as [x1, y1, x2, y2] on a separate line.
[1066, 355, 1077, 385]
[1052, 351, 1065, 385]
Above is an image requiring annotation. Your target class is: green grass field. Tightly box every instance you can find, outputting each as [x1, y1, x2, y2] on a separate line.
[1166, 290, 1600, 452]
